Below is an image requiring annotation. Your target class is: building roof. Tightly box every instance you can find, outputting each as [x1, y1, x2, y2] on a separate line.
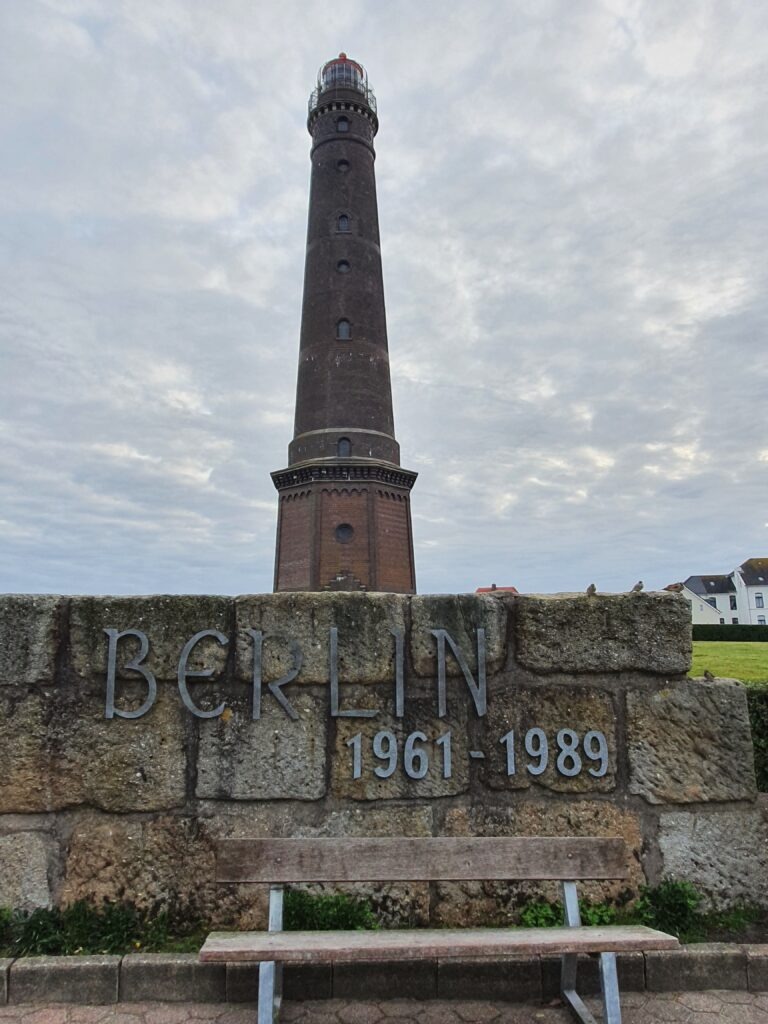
[684, 574, 735, 595]
[738, 558, 768, 586]
[476, 585, 519, 594]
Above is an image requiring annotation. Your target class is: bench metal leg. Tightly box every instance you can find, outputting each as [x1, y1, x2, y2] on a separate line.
[258, 886, 284, 1024]
[560, 882, 622, 1024]
[599, 952, 621, 1024]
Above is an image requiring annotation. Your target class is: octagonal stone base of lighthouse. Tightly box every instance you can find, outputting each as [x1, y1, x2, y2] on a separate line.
[272, 463, 416, 593]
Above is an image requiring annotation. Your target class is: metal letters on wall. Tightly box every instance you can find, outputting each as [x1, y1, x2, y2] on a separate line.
[104, 626, 608, 784]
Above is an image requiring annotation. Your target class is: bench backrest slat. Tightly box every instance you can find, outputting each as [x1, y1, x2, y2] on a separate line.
[216, 837, 627, 883]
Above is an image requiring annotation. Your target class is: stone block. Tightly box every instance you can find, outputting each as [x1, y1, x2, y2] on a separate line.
[746, 945, 768, 991]
[285, 962, 333, 1000]
[61, 805, 434, 930]
[205, 801, 434, 842]
[235, 592, 407, 684]
[225, 962, 333, 1002]
[9, 955, 119, 1003]
[628, 679, 756, 804]
[70, 595, 232, 681]
[617, 950, 646, 991]
[61, 815, 238, 927]
[226, 962, 260, 1003]
[438, 956, 540, 1000]
[197, 691, 327, 801]
[0, 687, 186, 813]
[211, 803, 432, 927]
[120, 953, 226, 1002]
[541, 954, 599, 997]
[515, 593, 690, 674]
[330, 688, 469, 801]
[435, 804, 644, 925]
[0, 831, 52, 910]
[409, 593, 509, 678]
[334, 960, 437, 1000]
[658, 807, 768, 908]
[645, 944, 747, 991]
[541, 951, 644, 997]
[481, 686, 617, 794]
[0, 960, 11, 1006]
[0, 594, 63, 686]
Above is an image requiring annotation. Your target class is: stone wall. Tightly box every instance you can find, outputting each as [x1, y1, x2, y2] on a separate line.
[0, 591, 765, 925]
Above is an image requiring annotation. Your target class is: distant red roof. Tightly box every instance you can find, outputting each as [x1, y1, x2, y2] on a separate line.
[476, 585, 519, 594]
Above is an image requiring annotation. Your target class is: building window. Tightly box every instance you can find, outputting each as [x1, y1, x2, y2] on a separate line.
[719, 618, 725, 624]
[337, 437, 351, 457]
[758, 616, 766, 626]
[336, 319, 351, 340]
[337, 159, 350, 172]
[337, 116, 349, 132]
[732, 617, 739, 624]
[337, 259, 350, 273]
[337, 214, 350, 232]
[335, 523, 354, 543]
[756, 593, 764, 608]
[729, 595, 737, 610]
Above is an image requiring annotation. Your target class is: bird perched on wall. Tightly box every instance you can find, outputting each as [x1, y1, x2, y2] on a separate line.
[586, 583, 597, 596]
[703, 669, 715, 681]
[630, 581, 644, 593]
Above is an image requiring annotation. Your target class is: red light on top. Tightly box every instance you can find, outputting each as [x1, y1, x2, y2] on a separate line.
[322, 52, 364, 78]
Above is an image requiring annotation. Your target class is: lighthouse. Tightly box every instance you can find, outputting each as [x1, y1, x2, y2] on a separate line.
[271, 54, 417, 593]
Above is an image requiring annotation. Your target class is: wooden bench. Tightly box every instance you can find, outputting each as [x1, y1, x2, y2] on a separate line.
[200, 837, 678, 1024]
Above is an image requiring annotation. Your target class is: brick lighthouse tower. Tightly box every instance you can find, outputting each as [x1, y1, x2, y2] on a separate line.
[272, 54, 417, 593]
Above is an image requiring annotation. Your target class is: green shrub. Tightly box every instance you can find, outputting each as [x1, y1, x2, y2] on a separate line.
[284, 889, 378, 931]
[0, 908, 11, 952]
[693, 625, 768, 642]
[0, 901, 201, 957]
[517, 898, 618, 928]
[580, 902, 617, 926]
[747, 685, 768, 791]
[635, 879, 703, 940]
[518, 900, 561, 928]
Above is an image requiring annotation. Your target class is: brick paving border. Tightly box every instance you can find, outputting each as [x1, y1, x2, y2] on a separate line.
[1, 993, 768, 1024]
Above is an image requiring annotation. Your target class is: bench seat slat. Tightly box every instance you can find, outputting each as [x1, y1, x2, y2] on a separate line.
[216, 837, 627, 883]
[200, 925, 678, 963]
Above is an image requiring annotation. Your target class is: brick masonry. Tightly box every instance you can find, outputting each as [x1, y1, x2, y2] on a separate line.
[0, 590, 765, 926]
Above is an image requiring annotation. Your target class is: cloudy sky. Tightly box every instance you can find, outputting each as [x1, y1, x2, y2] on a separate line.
[2, 0, 767, 596]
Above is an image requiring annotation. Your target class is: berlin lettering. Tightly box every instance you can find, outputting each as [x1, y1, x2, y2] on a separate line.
[103, 626, 488, 722]
[103, 626, 610, 783]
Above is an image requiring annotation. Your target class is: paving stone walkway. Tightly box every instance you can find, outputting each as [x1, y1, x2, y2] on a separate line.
[1, 994, 768, 1024]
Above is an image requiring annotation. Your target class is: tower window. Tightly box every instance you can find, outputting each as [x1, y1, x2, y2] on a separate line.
[338, 437, 351, 457]
[336, 319, 351, 340]
[730, 595, 737, 610]
[337, 259, 350, 273]
[335, 523, 354, 543]
[337, 116, 350, 132]
[337, 159, 350, 172]
[337, 214, 350, 232]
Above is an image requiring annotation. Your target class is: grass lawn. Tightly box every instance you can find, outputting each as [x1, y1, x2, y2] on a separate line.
[690, 641, 768, 684]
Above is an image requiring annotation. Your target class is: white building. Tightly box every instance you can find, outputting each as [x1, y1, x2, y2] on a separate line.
[680, 558, 768, 626]
[671, 584, 724, 625]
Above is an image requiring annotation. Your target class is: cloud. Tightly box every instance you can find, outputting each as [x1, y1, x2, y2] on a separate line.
[1, 0, 767, 594]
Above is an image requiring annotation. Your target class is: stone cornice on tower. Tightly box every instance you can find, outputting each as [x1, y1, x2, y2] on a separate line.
[271, 463, 418, 492]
